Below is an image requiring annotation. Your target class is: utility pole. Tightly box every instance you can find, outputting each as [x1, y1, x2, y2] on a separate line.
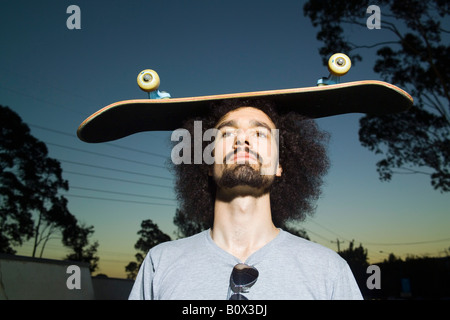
[331, 238, 344, 252]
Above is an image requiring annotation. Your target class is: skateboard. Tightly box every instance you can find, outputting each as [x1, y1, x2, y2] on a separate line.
[77, 53, 413, 143]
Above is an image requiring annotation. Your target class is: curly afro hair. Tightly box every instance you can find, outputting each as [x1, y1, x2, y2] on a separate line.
[169, 99, 330, 230]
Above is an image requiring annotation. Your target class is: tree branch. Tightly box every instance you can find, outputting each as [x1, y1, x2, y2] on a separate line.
[348, 41, 400, 50]
[32, 210, 42, 258]
[415, 22, 450, 105]
[421, 92, 450, 124]
[392, 167, 432, 176]
[373, 17, 450, 107]
[341, 19, 368, 29]
[378, 19, 404, 38]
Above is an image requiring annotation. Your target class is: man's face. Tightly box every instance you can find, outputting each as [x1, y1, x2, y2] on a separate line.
[210, 107, 282, 194]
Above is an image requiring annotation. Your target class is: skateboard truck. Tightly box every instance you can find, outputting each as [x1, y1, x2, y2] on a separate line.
[317, 53, 351, 86]
[137, 69, 171, 99]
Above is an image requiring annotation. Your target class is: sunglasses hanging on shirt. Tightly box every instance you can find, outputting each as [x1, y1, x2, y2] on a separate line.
[227, 263, 259, 300]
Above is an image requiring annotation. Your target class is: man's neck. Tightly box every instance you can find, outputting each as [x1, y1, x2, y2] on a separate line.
[210, 189, 279, 262]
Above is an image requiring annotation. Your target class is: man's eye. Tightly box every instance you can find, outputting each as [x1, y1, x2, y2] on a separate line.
[222, 131, 235, 137]
[255, 130, 268, 138]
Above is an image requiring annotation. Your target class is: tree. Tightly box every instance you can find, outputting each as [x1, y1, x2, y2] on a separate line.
[385, 252, 403, 263]
[338, 240, 370, 296]
[0, 105, 67, 254]
[63, 223, 100, 273]
[280, 220, 310, 240]
[338, 240, 369, 267]
[32, 192, 73, 258]
[173, 208, 209, 239]
[0, 105, 92, 258]
[304, 0, 450, 192]
[125, 219, 171, 279]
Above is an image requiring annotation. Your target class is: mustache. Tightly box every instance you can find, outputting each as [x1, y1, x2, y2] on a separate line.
[224, 147, 263, 164]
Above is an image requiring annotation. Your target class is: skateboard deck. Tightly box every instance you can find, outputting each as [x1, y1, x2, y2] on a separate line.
[77, 80, 413, 143]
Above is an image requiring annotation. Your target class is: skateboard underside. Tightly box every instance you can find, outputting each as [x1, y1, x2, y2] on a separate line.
[77, 80, 413, 143]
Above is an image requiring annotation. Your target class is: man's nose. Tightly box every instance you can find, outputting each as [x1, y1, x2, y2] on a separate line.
[234, 130, 250, 148]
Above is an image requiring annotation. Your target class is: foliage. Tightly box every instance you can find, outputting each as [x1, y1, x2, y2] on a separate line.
[372, 254, 450, 299]
[280, 220, 310, 240]
[338, 240, 369, 267]
[63, 223, 100, 273]
[304, 0, 450, 192]
[125, 219, 171, 279]
[337, 240, 370, 296]
[173, 208, 209, 239]
[0, 105, 98, 272]
[1, 105, 69, 254]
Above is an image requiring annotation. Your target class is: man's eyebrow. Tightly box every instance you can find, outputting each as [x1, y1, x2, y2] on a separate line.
[250, 120, 273, 131]
[216, 120, 238, 130]
[216, 119, 274, 131]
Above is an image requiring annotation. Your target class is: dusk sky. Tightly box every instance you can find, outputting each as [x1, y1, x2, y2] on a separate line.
[1, 0, 449, 278]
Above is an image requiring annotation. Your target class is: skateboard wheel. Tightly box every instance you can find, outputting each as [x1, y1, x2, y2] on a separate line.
[137, 69, 160, 92]
[328, 53, 351, 76]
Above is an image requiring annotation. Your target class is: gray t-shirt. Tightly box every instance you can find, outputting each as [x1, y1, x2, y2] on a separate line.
[128, 229, 363, 300]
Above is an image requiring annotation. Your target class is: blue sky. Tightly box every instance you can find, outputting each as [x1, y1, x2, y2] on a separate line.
[1, 0, 449, 278]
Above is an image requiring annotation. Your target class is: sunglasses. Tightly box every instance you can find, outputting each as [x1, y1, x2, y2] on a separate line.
[227, 263, 259, 300]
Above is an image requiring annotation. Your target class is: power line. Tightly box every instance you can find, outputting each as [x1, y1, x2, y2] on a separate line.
[305, 220, 450, 250]
[0, 84, 81, 115]
[70, 185, 176, 202]
[23, 124, 179, 204]
[28, 124, 174, 180]
[103, 142, 169, 160]
[1, 81, 165, 147]
[59, 158, 173, 181]
[302, 227, 333, 243]
[64, 170, 173, 189]
[15, 241, 136, 260]
[363, 237, 450, 246]
[65, 194, 176, 207]
[29, 123, 169, 159]
[0, 66, 99, 105]
[29, 123, 81, 138]
[308, 219, 351, 242]
[45, 141, 168, 170]
[2, 79, 167, 149]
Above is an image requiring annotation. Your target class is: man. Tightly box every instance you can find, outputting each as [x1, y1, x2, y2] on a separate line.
[128, 99, 363, 300]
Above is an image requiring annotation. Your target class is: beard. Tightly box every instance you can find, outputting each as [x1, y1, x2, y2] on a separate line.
[214, 163, 275, 195]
